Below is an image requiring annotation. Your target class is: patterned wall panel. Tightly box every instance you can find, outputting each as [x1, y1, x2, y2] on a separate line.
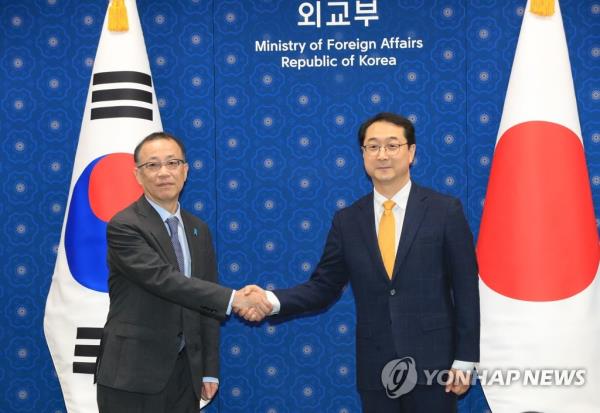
[1, 1, 597, 412]
[212, 1, 467, 412]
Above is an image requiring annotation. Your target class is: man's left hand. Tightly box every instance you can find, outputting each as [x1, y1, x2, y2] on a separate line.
[201, 382, 219, 401]
[444, 368, 471, 395]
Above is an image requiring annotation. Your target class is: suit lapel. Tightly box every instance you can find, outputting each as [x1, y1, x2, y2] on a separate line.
[356, 193, 391, 284]
[134, 196, 180, 269]
[392, 184, 428, 281]
[181, 211, 200, 278]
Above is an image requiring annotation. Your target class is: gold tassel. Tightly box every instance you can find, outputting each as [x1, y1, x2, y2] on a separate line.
[530, 0, 555, 16]
[108, 0, 129, 32]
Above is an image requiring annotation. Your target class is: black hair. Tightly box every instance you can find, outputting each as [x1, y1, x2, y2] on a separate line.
[133, 132, 186, 164]
[357, 112, 416, 147]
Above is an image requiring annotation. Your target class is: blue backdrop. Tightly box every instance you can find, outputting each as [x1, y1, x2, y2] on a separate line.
[1, 1, 598, 412]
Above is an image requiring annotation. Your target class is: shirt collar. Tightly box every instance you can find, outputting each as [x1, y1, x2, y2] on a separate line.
[373, 180, 412, 210]
[145, 196, 183, 225]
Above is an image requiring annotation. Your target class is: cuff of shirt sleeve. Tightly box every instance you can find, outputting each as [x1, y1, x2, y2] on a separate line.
[265, 290, 280, 315]
[203, 377, 219, 384]
[226, 290, 235, 316]
[451, 360, 476, 372]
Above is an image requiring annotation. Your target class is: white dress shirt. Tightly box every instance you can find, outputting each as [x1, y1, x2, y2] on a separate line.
[373, 180, 412, 252]
[146, 197, 191, 277]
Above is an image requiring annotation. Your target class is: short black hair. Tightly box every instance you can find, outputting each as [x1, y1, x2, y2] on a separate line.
[133, 131, 186, 164]
[357, 112, 416, 147]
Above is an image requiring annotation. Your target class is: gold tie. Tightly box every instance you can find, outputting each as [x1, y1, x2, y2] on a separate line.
[378, 200, 396, 279]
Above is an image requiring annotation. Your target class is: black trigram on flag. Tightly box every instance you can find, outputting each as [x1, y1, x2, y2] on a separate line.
[72, 327, 103, 374]
[90, 70, 153, 121]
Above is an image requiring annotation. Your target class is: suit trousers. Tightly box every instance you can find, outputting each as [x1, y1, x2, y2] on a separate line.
[97, 348, 197, 413]
[360, 383, 457, 413]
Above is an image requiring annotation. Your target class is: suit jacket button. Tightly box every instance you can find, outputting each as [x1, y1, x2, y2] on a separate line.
[390, 289, 396, 296]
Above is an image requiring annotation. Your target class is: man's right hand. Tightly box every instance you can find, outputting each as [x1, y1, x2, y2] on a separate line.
[232, 285, 272, 322]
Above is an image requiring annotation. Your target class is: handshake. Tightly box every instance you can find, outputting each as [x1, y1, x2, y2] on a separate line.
[231, 285, 273, 322]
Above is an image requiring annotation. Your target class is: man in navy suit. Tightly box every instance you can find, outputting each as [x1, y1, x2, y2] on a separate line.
[246, 113, 480, 412]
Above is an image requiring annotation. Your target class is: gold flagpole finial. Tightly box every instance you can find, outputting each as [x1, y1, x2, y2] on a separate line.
[530, 0, 555, 16]
[108, 0, 129, 32]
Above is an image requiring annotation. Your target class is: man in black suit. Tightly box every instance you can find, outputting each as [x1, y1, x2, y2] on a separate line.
[95, 132, 270, 413]
[246, 113, 480, 412]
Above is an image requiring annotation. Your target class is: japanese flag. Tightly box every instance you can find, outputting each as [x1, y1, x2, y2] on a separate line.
[477, 1, 600, 412]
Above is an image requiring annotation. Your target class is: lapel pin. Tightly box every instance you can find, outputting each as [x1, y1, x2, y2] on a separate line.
[193, 228, 198, 236]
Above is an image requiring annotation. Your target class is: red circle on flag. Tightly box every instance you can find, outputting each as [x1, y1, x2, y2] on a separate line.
[478, 121, 599, 301]
[89, 153, 143, 222]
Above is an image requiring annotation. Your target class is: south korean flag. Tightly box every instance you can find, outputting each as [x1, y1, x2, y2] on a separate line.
[43, 1, 163, 412]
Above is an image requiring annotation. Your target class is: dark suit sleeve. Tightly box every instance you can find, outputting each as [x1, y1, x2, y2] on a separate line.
[198, 229, 220, 378]
[444, 199, 480, 362]
[274, 212, 350, 316]
[107, 217, 233, 320]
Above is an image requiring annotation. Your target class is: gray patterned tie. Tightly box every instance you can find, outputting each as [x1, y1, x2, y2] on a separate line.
[166, 216, 185, 274]
[166, 216, 187, 353]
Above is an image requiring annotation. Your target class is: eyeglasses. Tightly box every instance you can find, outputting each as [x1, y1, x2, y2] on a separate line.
[137, 159, 186, 172]
[361, 143, 409, 156]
